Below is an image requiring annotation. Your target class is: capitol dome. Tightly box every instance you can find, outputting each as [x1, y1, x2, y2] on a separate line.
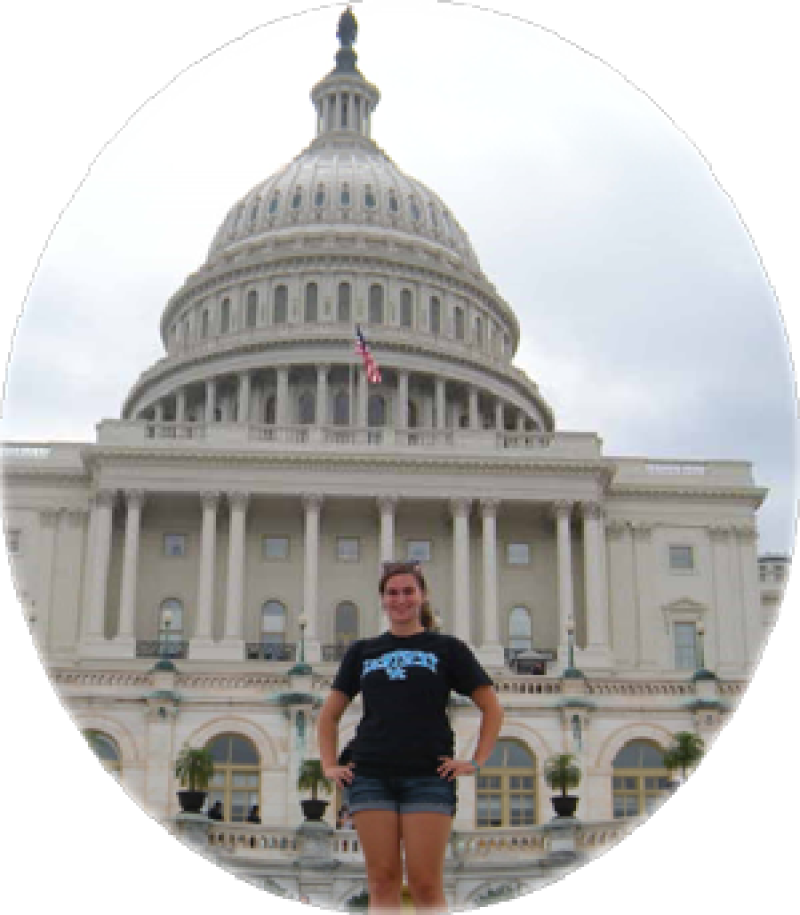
[121, 10, 554, 436]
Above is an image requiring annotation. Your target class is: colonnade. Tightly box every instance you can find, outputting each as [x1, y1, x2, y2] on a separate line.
[141, 364, 540, 433]
[78, 490, 612, 667]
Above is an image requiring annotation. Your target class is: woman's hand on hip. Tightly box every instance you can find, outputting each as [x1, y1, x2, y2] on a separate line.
[324, 762, 355, 787]
[437, 757, 479, 780]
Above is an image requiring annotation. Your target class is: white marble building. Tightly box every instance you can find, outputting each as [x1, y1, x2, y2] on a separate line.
[0, 10, 780, 908]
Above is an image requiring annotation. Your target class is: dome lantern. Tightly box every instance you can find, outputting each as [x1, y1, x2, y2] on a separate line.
[311, 6, 380, 140]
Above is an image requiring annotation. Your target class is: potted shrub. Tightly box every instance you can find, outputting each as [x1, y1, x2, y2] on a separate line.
[297, 758, 333, 821]
[544, 753, 582, 818]
[662, 731, 705, 787]
[174, 743, 215, 814]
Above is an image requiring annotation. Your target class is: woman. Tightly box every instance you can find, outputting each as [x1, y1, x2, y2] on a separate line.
[318, 561, 503, 913]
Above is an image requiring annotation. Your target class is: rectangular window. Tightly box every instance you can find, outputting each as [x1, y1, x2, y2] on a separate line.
[674, 622, 697, 670]
[406, 540, 432, 562]
[163, 533, 187, 557]
[337, 537, 360, 562]
[669, 544, 695, 571]
[263, 536, 289, 560]
[506, 542, 530, 565]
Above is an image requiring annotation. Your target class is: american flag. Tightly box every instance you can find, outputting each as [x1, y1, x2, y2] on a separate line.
[355, 325, 382, 384]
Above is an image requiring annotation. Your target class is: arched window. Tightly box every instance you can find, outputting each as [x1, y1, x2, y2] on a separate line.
[84, 730, 121, 776]
[368, 284, 384, 324]
[261, 600, 287, 649]
[298, 390, 315, 425]
[205, 734, 261, 823]
[333, 390, 350, 426]
[304, 282, 318, 322]
[158, 598, 184, 656]
[291, 187, 302, 209]
[337, 282, 351, 323]
[268, 193, 280, 214]
[340, 183, 351, 207]
[314, 184, 325, 208]
[612, 741, 670, 819]
[428, 203, 438, 228]
[476, 739, 537, 828]
[368, 394, 386, 428]
[250, 200, 260, 226]
[365, 186, 376, 208]
[430, 296, 441, 334]
[388, 191, 399, 213]
[335, 601, 359, 647]
[474, 315, 483, 347]
[400, 289, 413, 328]
[246, 291, 258, 329]
[201, 309, 210, 339]
[264, 394, 276, 425]
[409, 197, 421, 221]
[273, 285, 288, 324]
[220, 298, 231, 334]
[508, 607, 532, 653]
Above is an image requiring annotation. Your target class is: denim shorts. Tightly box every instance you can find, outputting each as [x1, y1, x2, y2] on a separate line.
[347, 774, 457, 816]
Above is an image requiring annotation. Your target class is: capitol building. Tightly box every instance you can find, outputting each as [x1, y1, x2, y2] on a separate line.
[1, 9, 785, 909]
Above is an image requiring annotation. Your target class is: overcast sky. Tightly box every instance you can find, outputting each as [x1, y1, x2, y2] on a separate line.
[0, 0, 796, 559]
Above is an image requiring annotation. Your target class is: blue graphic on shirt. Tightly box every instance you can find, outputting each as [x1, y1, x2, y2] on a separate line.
[362, 650, 439, 680]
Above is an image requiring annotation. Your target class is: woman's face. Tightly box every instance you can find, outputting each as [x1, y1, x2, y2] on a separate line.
[381, 572, 425, 627]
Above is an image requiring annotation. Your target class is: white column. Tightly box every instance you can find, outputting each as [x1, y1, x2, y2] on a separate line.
[357, 367, 368, 428]
[205, 379, 216, 423]
[478, 499, 503, 665]
[116, 490, 145, 651]
[189, 492, 220, 658]
[435, 376, 446, 430]
[154, 401, 164, 423]
[581, 501, 612, 669]
[34, 510, 59, 655]
[277, 366, 290, 426]
[222, 491, 248, 655]
[238, 371, 251, 423]
[468, 386, 479, 429]
[734, 525, 761, 672]
[377, 496, 398, 635]
[81, 489, 115, 651]
[450, 498, 472, 643]
[378, 496, 397, 565]
[176, 389, 186, 423]
[397, 370, 409, 429]
[302, 493, 323, 662]
[631, 522, 658, 669]
[554, 501, 575, 665]
[711, 525, 741, 675]
[495, 399, 504, 431]
[316, 364, 329, 426]
[516, 410, 525, 432]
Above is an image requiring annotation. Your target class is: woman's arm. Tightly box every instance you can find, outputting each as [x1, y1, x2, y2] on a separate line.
[317, 689, 355, 787]
[469, 684, 503, 767]
[437, 684, 504, 779]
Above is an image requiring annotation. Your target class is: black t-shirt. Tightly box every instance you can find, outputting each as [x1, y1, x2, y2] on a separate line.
[332, 630, 494, 777]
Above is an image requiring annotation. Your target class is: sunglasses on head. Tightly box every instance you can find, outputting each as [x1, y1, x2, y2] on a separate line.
[381, 560, 421, 575]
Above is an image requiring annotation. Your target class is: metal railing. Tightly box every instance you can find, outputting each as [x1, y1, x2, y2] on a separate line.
[245, 643, 297, 661]
[136, 640, 188, 660]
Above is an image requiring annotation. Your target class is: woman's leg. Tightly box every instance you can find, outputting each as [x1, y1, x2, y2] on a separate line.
[352, 810, 404, 913]
[400, 812, 452, 912]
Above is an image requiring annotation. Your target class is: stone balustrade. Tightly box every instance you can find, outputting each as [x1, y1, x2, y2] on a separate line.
[95, 419, 601, 458]
[204, 821, 627, 865]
